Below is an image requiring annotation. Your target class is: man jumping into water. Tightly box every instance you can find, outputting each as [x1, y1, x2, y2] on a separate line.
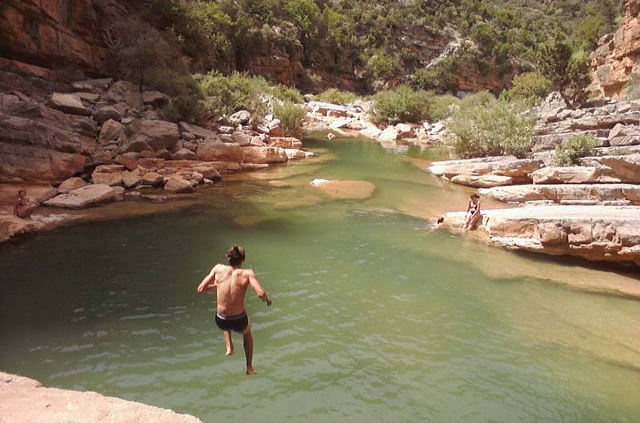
[197, 245, 272, 375]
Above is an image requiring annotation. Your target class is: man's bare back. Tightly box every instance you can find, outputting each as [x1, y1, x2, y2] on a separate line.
[207, 265, 270, 315]
[196, 245, 271, 375]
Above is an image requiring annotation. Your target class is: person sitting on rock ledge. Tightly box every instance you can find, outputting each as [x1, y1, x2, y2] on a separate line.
[463, 194, 482, 231]
[197, 245, 272, 375]
[13, 189, 38, 219]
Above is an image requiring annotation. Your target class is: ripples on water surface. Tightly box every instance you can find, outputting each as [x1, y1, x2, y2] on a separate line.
[1, 136, 639, 422]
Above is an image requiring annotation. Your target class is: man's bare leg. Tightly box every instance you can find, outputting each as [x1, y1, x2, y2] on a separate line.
[223, 330, 234, 356]
[243, 325, 256, 375]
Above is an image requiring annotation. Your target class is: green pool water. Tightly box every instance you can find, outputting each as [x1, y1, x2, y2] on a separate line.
[1, 135, 639, 422]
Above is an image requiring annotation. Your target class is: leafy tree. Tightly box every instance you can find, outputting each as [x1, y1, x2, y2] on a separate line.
[538, 36, 592, 109]
[112, 16, 188, 92]
[503, 71, 552, 105]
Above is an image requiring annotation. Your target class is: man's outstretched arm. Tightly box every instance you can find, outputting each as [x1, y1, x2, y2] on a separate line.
[197, 266, 218, 293]
[248, 270, 272, 306]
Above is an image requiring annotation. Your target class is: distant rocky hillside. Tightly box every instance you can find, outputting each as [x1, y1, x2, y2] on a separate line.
[0, 0, 622, 94]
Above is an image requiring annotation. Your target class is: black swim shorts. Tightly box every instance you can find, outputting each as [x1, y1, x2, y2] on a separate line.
[215, 311, 249, 333]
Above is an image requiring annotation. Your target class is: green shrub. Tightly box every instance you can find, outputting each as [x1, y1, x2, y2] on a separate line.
[372, 86, 435, 125]
[316, 88, 359, 104]
[554, 134, 598, 166]
[431, 95, 461, 121]
[503, 71, 551, 105]
[538, 35, 592, 109]
[194, 71, 303, 117]
[274, 101, 307, 138]
[449, 96, 535, 158]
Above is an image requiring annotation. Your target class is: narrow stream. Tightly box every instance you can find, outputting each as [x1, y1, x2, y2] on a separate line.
[1, 134, 638, 422]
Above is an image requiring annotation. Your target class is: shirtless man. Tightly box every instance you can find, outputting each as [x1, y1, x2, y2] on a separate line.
[196, 245, 272, 375]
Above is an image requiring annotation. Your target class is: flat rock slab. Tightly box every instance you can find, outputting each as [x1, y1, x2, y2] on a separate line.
[480, 184, 640, 205]
[443, 205, 640, 267]
[0, 371, 202, 423]
[44, 184, 122, 209]
[311, 179, 375, 200]
[450, 173, 513, 188]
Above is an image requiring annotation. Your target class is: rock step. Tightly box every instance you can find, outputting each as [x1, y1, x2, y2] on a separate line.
[443, 205, 640, 266]
[480, 184, 640, 206]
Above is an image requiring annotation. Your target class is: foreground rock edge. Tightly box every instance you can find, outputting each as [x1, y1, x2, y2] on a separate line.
[0, 371, 203, 423]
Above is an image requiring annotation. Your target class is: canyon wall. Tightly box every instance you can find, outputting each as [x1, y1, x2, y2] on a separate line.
[591, 0, 640, 98]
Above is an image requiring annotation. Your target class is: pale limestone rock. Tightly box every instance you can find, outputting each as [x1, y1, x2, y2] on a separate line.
[142, 172, 164, 186]
[229, 110, 251, 126]
[44, 184, 121, 208]
[0, 371, 203, 423]
[450, 173, 513, 188]
[378, 127, 398, 142]
[50, 93, 90, 116]
[164, 176, 195, 193]
[242, 146, 288, 164]
[196, 140, 244, 162]
[360, 126, 382, 139]
[57, 177, 87, 193]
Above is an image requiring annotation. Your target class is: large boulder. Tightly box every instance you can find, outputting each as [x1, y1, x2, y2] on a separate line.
[431, 156, 543, 183]
[98, 119, 124, 144]
[228, 110, 251, 126]
[57, 177, 87, 193]
[581, 153, 640, 183]
[360, 126, 382, 139]
[0, 143, 87, 183]
[105, 80, 141, 108]
[94, 104, 123, 124]
[91, 164, 125, 186]
[178, 122, 218, 140]
[143, 91, 170, 108]
[242, 146, 288, 164]
[44, 184, 122, 208]
[378, 127, 398, 142]
[196, 140, 244, 162]
[124, 120, 180, 152]
[50, 93, 90, 116]
[164, 176, 195, 193]
[530, 166, 611, 184]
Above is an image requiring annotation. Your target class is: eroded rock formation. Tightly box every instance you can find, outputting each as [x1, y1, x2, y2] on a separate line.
[591, 0, 640, 98]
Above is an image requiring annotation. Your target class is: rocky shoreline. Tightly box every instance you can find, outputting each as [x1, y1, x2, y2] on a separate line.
[425, 94, 640, 269]
[0, 70, 317, 243]
[0, 372, 202, 423]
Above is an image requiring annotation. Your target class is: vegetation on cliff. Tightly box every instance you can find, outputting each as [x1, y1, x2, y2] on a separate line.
[114, 0, 619, 94]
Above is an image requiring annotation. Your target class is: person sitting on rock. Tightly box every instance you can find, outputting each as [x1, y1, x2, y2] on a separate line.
[14, 189, 38, 219]
[463, 194, 482, 231]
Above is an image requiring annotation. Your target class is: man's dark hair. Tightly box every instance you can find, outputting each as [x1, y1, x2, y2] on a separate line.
[471, 194, 480, 199]
[225, 245, 245, 266]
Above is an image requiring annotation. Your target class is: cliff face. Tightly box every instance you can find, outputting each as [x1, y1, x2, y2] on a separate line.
[0, 0, 125, 76]
[591, 0, 640, 98]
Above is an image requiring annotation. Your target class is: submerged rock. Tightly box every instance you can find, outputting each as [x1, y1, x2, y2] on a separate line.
[310, 179, 375, 200]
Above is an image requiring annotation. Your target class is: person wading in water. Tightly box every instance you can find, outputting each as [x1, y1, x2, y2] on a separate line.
[197, 245, 272, 375]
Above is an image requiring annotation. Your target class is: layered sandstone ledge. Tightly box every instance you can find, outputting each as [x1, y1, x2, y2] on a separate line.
[442, 205, 640, 268]
[0, 372, 202, 423]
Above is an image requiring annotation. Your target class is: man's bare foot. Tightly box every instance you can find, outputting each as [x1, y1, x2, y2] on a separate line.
[225, 347, 234, 356]
[246, 367, 257, 375]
